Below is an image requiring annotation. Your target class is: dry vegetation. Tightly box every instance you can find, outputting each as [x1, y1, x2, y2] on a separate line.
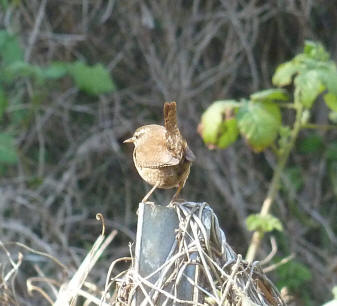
[0, 0, 336, 305]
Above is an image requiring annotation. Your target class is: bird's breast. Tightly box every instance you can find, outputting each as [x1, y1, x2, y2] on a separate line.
[134, 159, 191, 189]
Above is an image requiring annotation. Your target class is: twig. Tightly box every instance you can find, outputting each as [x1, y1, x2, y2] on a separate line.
[263, 254, 295, 273]
[25, 0, 47, 61]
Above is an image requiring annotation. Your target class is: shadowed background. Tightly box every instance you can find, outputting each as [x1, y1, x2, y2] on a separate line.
[0, 1, 336, 305]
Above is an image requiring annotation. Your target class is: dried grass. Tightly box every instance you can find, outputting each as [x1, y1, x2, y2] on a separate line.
[108, 202, 285, 305]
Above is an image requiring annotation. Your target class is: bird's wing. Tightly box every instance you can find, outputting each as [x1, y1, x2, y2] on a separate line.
[134, 137, 180, 168]
[185, 146, 196, 162]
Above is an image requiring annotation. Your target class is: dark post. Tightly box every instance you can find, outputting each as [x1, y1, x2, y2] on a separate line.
[134, 202, 196, 305]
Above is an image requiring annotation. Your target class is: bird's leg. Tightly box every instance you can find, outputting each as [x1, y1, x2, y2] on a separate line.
[169, 182, 184, 206]
[141, 181, 160, 205]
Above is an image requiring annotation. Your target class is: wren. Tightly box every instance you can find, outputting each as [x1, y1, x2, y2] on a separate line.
[124, 102, 195, 204]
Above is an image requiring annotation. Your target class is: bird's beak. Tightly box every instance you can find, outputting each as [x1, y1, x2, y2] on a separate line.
[123, 137, 135, 143]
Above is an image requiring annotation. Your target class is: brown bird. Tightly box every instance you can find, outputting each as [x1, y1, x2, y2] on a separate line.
[124, 102, 195, 204]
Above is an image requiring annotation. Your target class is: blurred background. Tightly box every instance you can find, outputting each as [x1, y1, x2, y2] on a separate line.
[0, 1, 336, 305]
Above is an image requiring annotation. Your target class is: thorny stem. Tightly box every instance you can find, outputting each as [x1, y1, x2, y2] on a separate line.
[245, 104, 304, 262]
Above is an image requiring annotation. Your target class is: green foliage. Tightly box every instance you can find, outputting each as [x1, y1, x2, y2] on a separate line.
[294, 70, 325, 107]
[0, 133, 17, 164]
[250, 88, 289, 102]
[200, 42, 337, 277]
[278, 126, 291, 153]
[237, 101, 281, 152]
[276, 260, 311, 291]
[0, 30, 115, 95]
[40, 62, 68, 79]
[272, 61, 299, 86]
[273, 41, 337, 111]
[324, 93, 337, 112]
[246, 214, 283, 233]
[298, 133, 324, 154]
[200, 41, 337, 155]
[0, 30, 23, 65]
[67, 61, 115, 95]
[0, 29, 116, 169]
[199, 100, 240, 149]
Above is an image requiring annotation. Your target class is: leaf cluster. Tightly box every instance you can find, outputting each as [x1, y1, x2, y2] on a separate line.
[0, 30, 115, 166]
[199, 41, 337, 152]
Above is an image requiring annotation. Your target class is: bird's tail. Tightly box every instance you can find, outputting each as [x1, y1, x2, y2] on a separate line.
[164, 101, 179, 136]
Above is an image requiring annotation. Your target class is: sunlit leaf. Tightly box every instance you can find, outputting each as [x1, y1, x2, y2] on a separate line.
[217, 118, 239, 149]
[246, 214, 283, 233]
[323, 93, 337, 113]
[237, 101, 281, 152]
[294, 70, 325, 108]
[272, 61, 299, 87]
[250, 88, 289, 102]
[319, 65, 337, 96]
[303, 41, 329, 61]
[67, 61, 115, 95]
[199, 100, 240, 149]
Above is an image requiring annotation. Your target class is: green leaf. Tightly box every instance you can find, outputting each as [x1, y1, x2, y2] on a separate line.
[42, 62, 68, 79]
[250, 88, 289, 102]
[303, 41, 329, 61]
[199, 100, 240, 149]
[4, 61, 44, 82]
[217, 118, 239, 149]
[319, 66, 337, 96]
[324, 93, 337, 112]
[276, 260, 311, 291]
[67, 61, 115, 95]
[272, 61, 299, 87]
[246, 214, 283, 233]
[237, 101, 281, 152]
[0, 30, 23, 65]
[0, 133, 17, 164]
[0, 0, 9, 9]
[4, 61, 68, 83]
[294, 70, 325, 108]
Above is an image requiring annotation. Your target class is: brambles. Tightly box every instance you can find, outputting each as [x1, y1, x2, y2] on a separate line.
[200, 41, 337, 298]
